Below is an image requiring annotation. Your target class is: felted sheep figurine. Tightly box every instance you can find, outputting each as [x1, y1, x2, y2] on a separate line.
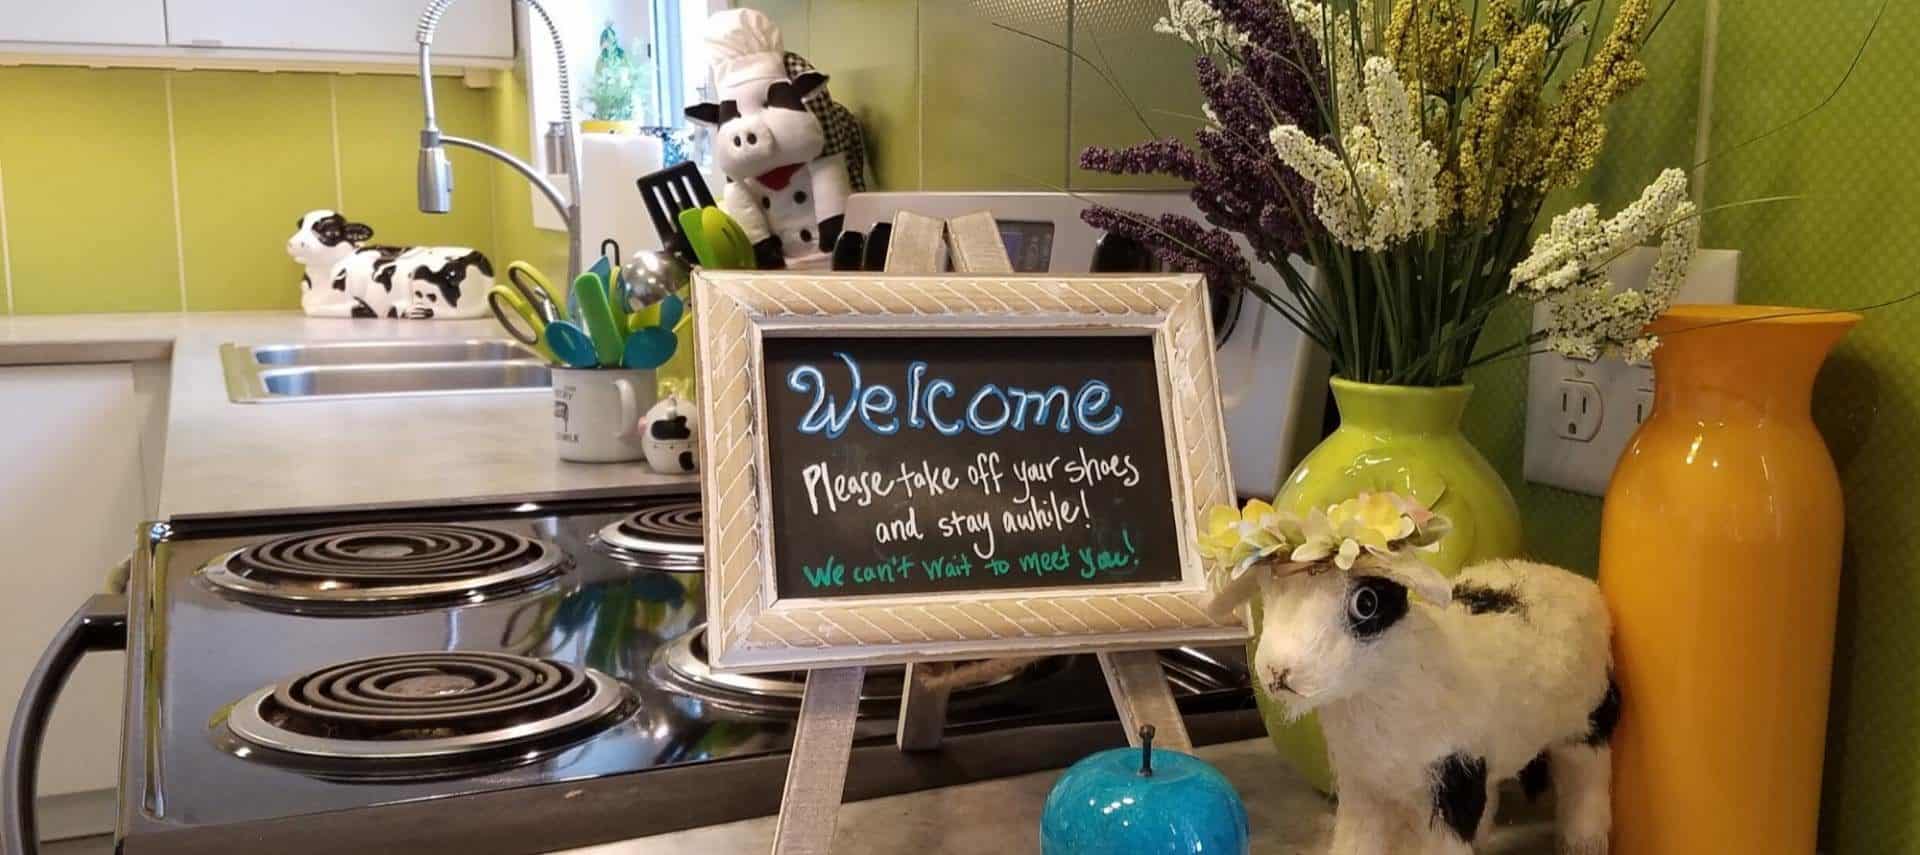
[1204, 495, 1616, 855]
[286, 210, 494, 319]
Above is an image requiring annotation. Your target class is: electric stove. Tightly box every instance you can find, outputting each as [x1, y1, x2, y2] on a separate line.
[105, 493, 1259, 854]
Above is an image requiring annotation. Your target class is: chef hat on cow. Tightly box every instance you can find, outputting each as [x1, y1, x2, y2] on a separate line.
[704, 9, 787, 92]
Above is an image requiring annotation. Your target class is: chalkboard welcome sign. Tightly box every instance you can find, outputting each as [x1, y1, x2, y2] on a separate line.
[694, 271, 1245, 671]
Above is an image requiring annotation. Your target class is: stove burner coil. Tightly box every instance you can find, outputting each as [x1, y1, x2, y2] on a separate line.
[202, 524, 566, 611]
[594, 499, 704, 571]
[226, 651, 632, 763]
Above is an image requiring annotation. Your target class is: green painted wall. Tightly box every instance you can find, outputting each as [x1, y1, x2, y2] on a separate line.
[0, 67, 500, 314]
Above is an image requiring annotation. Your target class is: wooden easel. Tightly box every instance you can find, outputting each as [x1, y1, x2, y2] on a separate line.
[769, 652, 1194, 855]
[767, 212, 1200, 854]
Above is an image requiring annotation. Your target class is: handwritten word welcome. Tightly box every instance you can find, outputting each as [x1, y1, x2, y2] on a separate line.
[786, 354, 1123, 438]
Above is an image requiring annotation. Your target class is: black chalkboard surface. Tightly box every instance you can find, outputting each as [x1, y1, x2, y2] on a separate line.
[763, 334, 1182, 600]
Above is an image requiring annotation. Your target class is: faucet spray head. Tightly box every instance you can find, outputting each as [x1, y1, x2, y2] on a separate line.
[417, 129, 452, 214]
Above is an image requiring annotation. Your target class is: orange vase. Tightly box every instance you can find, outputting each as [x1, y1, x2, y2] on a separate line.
[1600, 305, 1859, 854]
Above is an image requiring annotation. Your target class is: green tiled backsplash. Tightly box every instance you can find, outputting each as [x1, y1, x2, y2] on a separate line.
[756, 0, 1195, 192]
[9, 4, 1920, 846]
[0, 66, 501, 314]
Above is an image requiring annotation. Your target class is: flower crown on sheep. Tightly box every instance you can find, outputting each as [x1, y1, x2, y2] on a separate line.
[1198, 492, 1451, 618]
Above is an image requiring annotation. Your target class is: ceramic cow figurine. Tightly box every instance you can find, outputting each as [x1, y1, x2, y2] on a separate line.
[286, 210, 495, 319]
[686, 9, 862, 269]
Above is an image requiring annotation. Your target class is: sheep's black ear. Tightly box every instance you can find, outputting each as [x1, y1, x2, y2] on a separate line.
[685, 102, 722, 127]
[791, 71, 829, 99]
[343, 222, 374, 243]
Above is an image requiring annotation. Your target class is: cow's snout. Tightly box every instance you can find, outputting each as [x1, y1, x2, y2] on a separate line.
[722, 118, 774, 160]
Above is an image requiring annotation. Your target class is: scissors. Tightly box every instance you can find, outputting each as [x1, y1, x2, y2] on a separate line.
[488, 262, 584, 365]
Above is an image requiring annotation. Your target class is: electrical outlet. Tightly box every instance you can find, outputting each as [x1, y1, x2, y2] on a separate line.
[1555, 380, 1603, 441]
[1523, 248, 1739, 496]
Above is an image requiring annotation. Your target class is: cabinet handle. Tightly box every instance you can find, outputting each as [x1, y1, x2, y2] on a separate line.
[3, 594, 128, 855]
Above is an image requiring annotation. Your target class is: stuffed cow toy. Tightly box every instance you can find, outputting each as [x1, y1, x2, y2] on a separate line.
[1205, 495, 1616, 855]
[686, 9, 866, 269]
[287, 210, 494, 319]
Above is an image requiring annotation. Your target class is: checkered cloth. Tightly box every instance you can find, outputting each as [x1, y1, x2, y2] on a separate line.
[783, 52, 868, 192]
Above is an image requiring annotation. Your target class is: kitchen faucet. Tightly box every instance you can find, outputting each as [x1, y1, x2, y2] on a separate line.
[415, 0, 584, 283]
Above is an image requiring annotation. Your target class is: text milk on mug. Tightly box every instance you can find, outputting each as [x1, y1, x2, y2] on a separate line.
[552, 367, 657, 462]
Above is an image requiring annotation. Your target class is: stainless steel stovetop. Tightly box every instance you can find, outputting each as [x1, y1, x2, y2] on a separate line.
[115, 493, 1258, 854]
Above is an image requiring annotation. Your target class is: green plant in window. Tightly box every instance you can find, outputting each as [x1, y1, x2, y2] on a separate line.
[581, 22, 653, 123]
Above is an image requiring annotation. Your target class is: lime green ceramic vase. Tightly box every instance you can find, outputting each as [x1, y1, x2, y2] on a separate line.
[1254, 378, 1523, 792]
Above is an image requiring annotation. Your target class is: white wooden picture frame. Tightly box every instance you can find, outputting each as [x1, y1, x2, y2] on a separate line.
[693, 270, 1246, 672]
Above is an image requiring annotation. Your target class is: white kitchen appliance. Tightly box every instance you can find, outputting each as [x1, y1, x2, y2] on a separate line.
[842, 191, 1329, 497]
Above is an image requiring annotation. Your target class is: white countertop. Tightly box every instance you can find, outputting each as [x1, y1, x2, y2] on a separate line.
[0, 311, 695, 519]
[554, 738, 1558, 854]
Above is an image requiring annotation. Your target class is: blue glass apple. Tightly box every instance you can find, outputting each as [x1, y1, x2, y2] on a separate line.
[1040, 725, 1249, 854]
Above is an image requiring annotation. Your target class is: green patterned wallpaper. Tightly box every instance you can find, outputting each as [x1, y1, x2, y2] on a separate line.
[1464, 3, 1711, 574]
[1698, 2, 1920, 850]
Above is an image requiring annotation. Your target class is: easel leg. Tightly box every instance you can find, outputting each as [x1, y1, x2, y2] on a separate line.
[1097, 650, 1193, 752]
[772, 666, 865, 855]
[895, 662, 951, 751]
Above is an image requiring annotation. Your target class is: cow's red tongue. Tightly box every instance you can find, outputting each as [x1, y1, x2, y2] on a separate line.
[756, 163, 804, 190]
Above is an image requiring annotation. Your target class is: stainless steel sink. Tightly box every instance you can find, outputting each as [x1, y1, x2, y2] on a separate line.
[248, 339, 534, 366]
[221, 340, 551, 403]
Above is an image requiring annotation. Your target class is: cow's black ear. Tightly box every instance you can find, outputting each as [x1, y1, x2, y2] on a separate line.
[312, 213, 345, 242]
[343, 222, 374, 243]
[765, 80, 805, 111]
[685, 102, 722, 127]
[791, 71, 829, 98]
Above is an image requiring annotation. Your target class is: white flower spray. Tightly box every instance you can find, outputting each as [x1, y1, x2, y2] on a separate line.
[1270, 57, 1442, 252]
[1511, 168, 1700, 360]
[1155, 0, 1249, 53]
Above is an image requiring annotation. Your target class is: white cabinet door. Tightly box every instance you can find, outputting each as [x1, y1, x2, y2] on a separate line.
[165, 0, 513, 58]
[0, 0, 167, 46]
[0, 364, 147, 804]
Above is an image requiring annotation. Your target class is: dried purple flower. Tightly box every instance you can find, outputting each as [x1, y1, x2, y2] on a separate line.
[1080, 206, 1253, 299]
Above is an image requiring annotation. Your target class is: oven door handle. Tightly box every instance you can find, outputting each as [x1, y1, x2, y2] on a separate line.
[4, 594, 128, 855]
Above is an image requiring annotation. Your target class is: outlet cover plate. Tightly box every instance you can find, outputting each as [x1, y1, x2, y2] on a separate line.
[1523, 248, 1740, 496]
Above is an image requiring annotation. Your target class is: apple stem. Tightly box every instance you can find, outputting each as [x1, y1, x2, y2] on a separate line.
[1138, 724, 1156, 777]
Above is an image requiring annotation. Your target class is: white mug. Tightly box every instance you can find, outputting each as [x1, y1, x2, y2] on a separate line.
[552, 367, 657, 462]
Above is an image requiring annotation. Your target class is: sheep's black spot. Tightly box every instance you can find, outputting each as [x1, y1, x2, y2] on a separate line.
[330, 272, 349, 292]
[1344, 576, 1408, 639]
[650, 415, 691, 441]
[1430, 753, 1487, 843]
[351, 298, 377, 319]
[301, 274, 312, 291]
[678, 450, 695, 471]
[1518, 751, 1552, 800]
[374, 264, 397, 293]
[799, 228, 813, 244]
[385, 306, 399, 318]
[1587, 675, 1621, 746]
[1453, 583, 1525, 615]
